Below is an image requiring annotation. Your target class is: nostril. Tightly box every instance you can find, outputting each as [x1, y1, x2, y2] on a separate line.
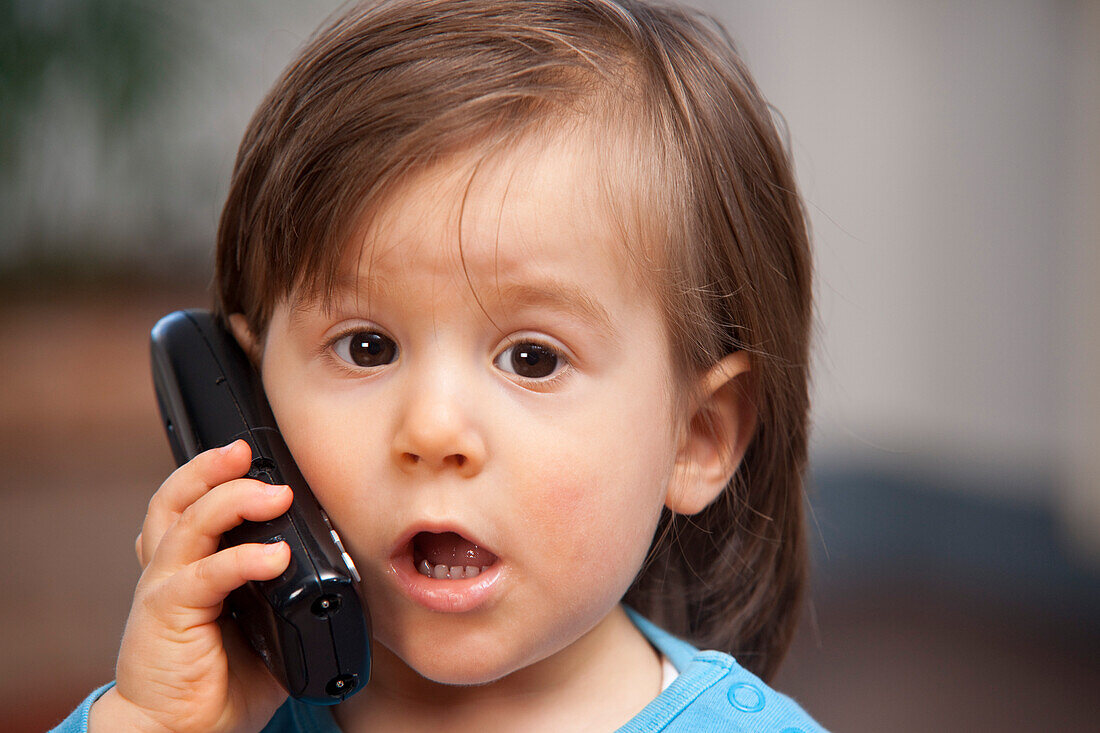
[398, 452, 470, 470]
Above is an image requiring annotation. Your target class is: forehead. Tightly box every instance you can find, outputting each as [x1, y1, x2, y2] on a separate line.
[296, 129, 659, 317]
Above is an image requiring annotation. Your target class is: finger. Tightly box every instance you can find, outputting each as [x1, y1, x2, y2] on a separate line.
[149, 477, 293, 573]
[140, 440, 253, 568]
[219, 615, 289, 707]
[148, 542, 291, 630]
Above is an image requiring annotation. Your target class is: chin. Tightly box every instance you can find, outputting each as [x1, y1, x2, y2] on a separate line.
[379, 625, 542, 687]
[402, 646, 519, 686]
[416, 667, 503, 687]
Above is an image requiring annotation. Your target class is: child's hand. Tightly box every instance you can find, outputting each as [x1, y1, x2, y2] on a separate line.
[88, 440, 294, 733]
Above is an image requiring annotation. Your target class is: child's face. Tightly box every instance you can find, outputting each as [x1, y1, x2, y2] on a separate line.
[254, 136, 687, 685]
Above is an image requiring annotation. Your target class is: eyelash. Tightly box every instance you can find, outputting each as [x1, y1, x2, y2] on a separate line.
[494, 337, 573, 390]
[320, 327, 574, 388]
[321, 326, 397, 377]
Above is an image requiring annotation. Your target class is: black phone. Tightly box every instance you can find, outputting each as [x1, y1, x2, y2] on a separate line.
[149, 309, 371, 704]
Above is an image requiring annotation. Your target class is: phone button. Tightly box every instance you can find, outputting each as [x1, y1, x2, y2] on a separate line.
[326, 673, 359, 699]
[247, 457, 278, 483]
[320, 510, 361, 582]
[341, 552, 361, 583]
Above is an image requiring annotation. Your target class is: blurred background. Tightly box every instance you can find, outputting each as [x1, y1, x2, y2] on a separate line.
[2, 0, 1099, 730]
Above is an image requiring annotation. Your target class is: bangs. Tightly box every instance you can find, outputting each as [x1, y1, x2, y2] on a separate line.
[289, 106, 682, 345]
[217, 0, 648, 334]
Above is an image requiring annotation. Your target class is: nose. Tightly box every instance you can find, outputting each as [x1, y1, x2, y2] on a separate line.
[390, 372, 487, 478]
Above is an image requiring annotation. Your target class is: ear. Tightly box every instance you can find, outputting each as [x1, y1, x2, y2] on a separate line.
[665, 351, 756, 516]
[227, 313, 263, 367]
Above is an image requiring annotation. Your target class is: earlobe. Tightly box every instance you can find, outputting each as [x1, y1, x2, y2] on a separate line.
[227, 313, 263, 367]
[665, 351, 756, 516]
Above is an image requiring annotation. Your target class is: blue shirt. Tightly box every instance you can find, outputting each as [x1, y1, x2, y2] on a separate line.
[53, 608, 827, 732]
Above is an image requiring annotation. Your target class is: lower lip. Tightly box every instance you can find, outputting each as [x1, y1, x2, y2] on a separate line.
[388, 555, 504, 613]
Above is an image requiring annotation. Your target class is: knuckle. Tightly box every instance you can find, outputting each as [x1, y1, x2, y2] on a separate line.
[137, 580, 166, 619]
[171, 508, 209, 546]
[139, 581, 187, 634]
[145, 489, 165, 518]
[163, 460, 191, 487]
[229, 545, 251, 578]
[192, 555, 215, 588]
[176, 501, 202, 532]
[147, 473, 184, 516]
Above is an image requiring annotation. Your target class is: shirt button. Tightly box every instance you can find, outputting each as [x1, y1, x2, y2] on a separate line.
[727, 682, 766, 713]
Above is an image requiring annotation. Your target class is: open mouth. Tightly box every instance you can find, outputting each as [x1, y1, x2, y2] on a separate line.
[412, 531, 499, 580]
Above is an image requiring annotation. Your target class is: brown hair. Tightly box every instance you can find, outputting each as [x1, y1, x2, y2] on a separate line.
[216, 0, 811, 681]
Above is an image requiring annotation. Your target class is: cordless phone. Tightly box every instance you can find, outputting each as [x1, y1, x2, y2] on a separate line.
[150, 309, 371, 704]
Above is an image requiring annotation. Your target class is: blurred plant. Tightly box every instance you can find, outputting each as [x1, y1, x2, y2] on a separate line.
[0, 0, 178, 166]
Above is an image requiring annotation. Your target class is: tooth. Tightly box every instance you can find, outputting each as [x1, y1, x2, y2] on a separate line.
[418, 559, 432, 576]
[432, 564, 449, 579]
[465, 566, 480, 577]
[480, 566, 489, 573]
[450, 565, 465, 578]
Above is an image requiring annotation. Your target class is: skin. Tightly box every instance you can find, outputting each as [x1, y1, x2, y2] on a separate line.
[90, 134, 754, 732]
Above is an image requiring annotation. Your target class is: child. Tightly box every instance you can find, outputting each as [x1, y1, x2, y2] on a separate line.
[59, 0, 822, 730]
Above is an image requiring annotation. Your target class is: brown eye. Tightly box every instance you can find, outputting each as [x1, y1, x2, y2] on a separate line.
[336, 331, 397, 368]
[497, 342, 561, 379]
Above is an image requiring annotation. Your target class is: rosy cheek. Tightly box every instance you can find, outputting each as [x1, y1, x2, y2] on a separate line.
[522, 455, 642, 567]
[515, 459, 587, 539]
[529, 458, 582, 507]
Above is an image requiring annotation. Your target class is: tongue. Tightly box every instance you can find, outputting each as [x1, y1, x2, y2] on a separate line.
[414, 531, 497, 567]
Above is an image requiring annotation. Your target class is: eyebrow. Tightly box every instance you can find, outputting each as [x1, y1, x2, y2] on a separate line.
[313, 273, 617, 337]
[489, 280, 617, 337]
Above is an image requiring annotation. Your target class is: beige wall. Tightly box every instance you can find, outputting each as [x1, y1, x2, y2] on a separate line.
[702, 1, 1099, 561]
[1061, 0, 1100, 561]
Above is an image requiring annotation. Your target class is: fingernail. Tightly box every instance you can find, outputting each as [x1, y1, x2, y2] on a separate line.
[262, 483, 288, 497]
[263, 541, 286, 555]
[219, 441, 238, 455]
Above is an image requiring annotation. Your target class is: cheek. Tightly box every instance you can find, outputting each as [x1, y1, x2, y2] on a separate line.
[514, 414, 675, 573]
[527, 455, 588, 522]
[266, 391, 387, 535]
[269, 393, 339, 475]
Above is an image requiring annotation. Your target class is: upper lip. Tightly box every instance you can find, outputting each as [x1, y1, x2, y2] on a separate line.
[389, 519, 499, 563]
